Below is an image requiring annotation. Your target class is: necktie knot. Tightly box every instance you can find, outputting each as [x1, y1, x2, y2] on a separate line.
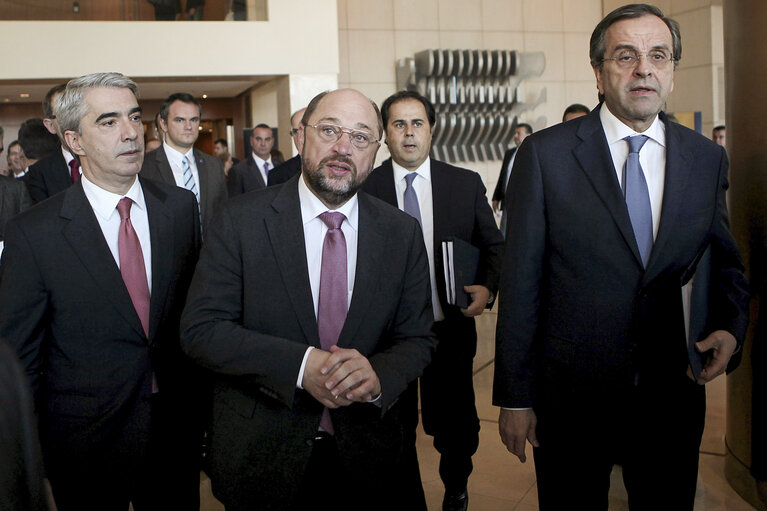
[264, 161, 270, 173]
[320, 211, 345, 231]
[117, 197, 133, 220]
[405, 172, 418, 187]
[625, 134, 649, 154]
[182, 155, 190, 170]
[69, 159, 81, 183]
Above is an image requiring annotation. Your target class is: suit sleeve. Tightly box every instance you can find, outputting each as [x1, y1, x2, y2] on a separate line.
[469, 172, 504, 301]
[0, 220, 50, 397]
[708, 148, 750, 368]
[226, 165, 243, 198]
[180, 203, 308, 407]
[368, 217, 437, 414]
[492, 138, 546, 408]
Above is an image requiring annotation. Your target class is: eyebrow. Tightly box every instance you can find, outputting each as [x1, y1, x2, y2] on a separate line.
[612, 43, 671, 52]
[318, 116, 374, 133]
[95, 106, 142, 123]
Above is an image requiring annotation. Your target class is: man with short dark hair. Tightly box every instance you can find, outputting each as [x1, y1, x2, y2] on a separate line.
[227, 122, 283, 196]
[6, 141, 27, 179]
[494, 5, 749, 510]
[140, 92, 227, 235]
[492, 122, 532, 235]
[181, 88, 436, 510]
[364, 90, 504, 511]
[268, 107, 306, 186]
[562, 103, 590, 122]
[25, 84, 82, 203]
[712, 125, 726, 147]
[0, 72, 202, 510]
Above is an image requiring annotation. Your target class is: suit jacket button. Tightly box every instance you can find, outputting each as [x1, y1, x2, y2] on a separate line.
[305, 439, 314, 447]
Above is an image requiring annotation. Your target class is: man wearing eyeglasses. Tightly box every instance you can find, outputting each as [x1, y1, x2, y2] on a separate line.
[181, 88, 436, 510]
[494, 4, 748, 510]
[363, 90, 504, 511]
[268, 107, 306, 186]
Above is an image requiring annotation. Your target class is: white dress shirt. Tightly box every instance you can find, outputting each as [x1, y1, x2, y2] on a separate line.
[251, 153, 275, 185]
[163, 142, 200, 196]
[600, 104, 666, 240]
[81, 174, 152, 293]
[392, 157, 445, 322]
[296, 173, 359, 387]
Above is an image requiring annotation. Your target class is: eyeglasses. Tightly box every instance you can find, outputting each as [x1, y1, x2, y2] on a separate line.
[290, 128, 299, 136]
[602, 49, 674, 68]
[306, 123, 379, 150]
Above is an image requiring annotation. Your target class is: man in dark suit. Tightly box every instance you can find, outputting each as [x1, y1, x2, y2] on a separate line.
[363, 91, 504, 511]
[227, 122, 283, 196]
[491, 122, 531, 236]
[0, 174, 32, 250]
[493, 5, 750, 510]
[0, 73, 202, 510]
[140, 92, 226, 235]
[180, 88, 436, 510]
[25, 84, 83, 204]
[268, 107, 305, 187]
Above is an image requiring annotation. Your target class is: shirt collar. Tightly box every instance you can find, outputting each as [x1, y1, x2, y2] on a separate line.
[162, 142, 194, 168]
[600, 103, 666, 148]
[392, 156, 432, 183]
[298, 173, 358, 231]
[251, 153, 273, 168]
[81, 173, 146, 222]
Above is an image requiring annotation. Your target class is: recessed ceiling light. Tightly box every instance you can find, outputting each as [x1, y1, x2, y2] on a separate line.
[19, 93, 30, 98]
[202, 94, 208, 99]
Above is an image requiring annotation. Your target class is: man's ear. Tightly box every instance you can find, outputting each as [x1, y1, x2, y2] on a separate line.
[296, 125, 305, 157]
[65, 131, 85, 157]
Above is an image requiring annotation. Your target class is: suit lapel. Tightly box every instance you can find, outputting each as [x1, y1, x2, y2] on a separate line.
[53, 152, 72, 192]
[338, 192, 385, 348]
[60, 183, 147, 339]
[249, 158, 267, 189]
[154, 149, 176, 185]
[264, 179, 320, 346]
[430, 160, 450, 248]
[573, 109, 644, 268]
[642, 115, 694, 284]
[143, 180, 173, 343]
[371, 160, 398, 205]
[193, 149, 209, 219]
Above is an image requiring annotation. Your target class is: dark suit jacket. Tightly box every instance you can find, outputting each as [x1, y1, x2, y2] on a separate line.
[267, 154, 302, 187]
[0, 175, 32, 241]
[493, 106, 750, 409]
[491, 146, 516, 209]
[180, 176, 437, 508]
[140, 147, 227, 235]
[227, 154, 283, 197]
[363, 158, 504, 320]
[0, 178, 201, 485]
[25, 149, 71, 204]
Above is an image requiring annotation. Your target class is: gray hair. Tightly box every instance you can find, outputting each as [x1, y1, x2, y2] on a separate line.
[55, 73, 139, 136]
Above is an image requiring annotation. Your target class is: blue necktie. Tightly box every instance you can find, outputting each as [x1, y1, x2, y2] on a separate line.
[403, 173, 422, 228]
[623, 135, 653, 267]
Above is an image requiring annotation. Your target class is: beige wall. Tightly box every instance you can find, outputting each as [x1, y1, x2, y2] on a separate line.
[337, 0, 603, 191]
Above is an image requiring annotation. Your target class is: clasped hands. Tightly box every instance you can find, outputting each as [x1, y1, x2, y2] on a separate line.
[302, 345, 381, 408]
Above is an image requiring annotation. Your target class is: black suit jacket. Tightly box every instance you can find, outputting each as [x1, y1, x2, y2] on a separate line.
[227, 154, 284, 197]
[25, 149, 71, 204]
[363, 158, 504, 320]
[0, 175, 32, 241]
[140, 147, 227, 235]
[492, 146, 516, 209]
[267, 154, 302, 186]
[180, 176, 436, 508]
[493, 106, 750, 409]
[0, 178, 201, 482]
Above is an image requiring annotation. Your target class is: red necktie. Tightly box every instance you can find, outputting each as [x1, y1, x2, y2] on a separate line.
[316, 211, 348, 434]
[69, 159, 80, 183]
[117, 198, 150, 337]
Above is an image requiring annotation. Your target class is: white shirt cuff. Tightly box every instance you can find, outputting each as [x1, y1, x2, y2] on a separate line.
[297, 346, 314, 389]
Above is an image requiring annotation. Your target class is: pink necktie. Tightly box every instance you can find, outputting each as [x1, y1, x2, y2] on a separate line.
[316, 211, 348, 434]
[117, 198, 150, 338]
[69, 159, 80, 183]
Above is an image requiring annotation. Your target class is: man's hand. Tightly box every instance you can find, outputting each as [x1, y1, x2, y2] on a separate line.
[461, 285, 491, 317]
[499, 408, 539, 463]
[302, 349, 352, 408]
[492, 200, 500, 213]
[689, 329, 737, 384]
[321, 345, 381, 403]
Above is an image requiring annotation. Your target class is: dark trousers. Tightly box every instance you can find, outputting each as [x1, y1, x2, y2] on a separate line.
[532, 366, 706, 511]
[48, 394, 201, 511]
[419, 318, 480, 494]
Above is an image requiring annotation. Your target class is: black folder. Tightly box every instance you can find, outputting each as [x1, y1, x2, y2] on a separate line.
[442, 237, 479, 309]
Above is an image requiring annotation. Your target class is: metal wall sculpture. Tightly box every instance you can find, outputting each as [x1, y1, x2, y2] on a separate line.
[396, 49, 546, 162]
